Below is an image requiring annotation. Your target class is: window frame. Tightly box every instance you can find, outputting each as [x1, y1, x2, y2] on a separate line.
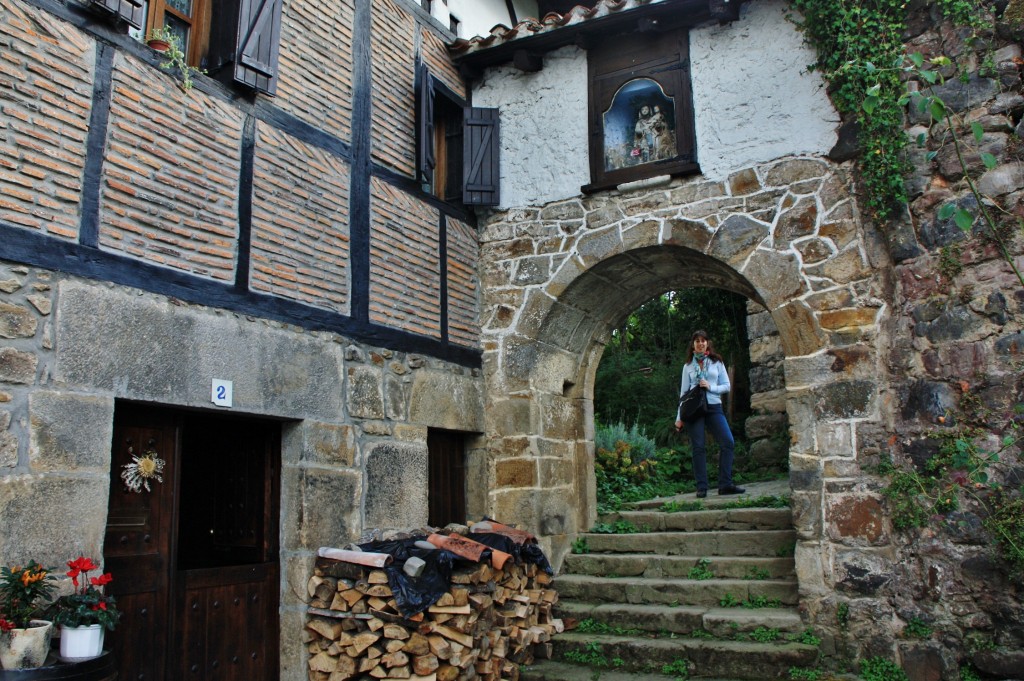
[585, 29, 698, 193]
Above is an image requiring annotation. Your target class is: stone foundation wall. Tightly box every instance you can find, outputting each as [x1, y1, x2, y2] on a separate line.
[0, 260, 485, 681]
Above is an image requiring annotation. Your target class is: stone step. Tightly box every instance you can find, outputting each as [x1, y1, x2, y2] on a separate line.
[579, 529, 797, 557]
[563, 552, 795, 579]
[555, 574, 799, 607]
[596, 507, 793, 532]
[550, 631, 819, 680]
[555, 601, 806, 636]
[520, 660, 750, 681]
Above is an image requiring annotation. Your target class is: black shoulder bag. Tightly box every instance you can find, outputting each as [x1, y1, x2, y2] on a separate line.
[678, 385, 708, 422]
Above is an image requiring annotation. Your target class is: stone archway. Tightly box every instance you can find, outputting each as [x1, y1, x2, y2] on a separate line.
[476, 157, 893, 624]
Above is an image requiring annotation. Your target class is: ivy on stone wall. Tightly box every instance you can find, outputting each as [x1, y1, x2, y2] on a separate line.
[789, 0, 994, 223]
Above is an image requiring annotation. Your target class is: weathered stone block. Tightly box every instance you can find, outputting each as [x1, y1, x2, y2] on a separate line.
[827, 495, 888, 545]
[742, 249, 804, 310]
[296, 421, 356, 467]
[0, 347, 38, 384]
[54, 282, 343, 419]
[294, 468, 361, 550]
[575, 227, 623, 267]
[773, 301, 827, 357]
[495, 458, 536, 488]
[813, 380, 875, 419]
[835, 548, 894, 595]
[0, 475, 108, 567]
[728, 168, 761, 195]
[364, 442, 427, 529]
[791, 492, 822, 539]
[745, 413, 788, 439]
[708, 214, 769, 266]
[29, 392, 113, 472]
[0, 303, 37, 339]
[762, 158, 827, 187]
[775, 196, 818, 246]
[347, 365, 384, 419]
[407, 369, 483, 432]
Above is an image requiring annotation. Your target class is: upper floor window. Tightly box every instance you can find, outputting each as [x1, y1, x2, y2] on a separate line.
[90, 0, 284, 94]
[417, 64, 500, 207]
[586, 29, 697, 192]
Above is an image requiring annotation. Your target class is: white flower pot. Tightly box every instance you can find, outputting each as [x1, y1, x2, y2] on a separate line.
[59, 623, 104, 661]
[0, 619, 53, 669]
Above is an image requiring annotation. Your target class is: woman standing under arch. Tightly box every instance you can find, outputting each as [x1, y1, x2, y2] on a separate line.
[674, 330, 745, 498]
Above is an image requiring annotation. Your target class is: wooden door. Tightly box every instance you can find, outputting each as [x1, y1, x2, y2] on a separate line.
[104, 406, 177, 681]
[428, 428, 467, 527]
[104, 405, 280, 681]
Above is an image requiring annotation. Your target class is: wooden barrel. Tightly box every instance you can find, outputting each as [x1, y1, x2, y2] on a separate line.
[0, 652, 116, 680]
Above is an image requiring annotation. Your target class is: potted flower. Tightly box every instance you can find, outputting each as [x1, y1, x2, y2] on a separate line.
[0, 560, 57, 669]
[146, 25, 173, 52]
[51, 557, 120, 661]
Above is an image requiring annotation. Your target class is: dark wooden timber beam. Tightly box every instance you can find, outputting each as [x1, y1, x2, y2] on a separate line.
[512, 49, 543, 72]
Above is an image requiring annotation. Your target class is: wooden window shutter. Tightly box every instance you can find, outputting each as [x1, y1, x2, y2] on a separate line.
[417, 63, 436, 185]
[234, 0, 284, 95]
[90, 0, 144, 29]
[462, 107, 499, 206]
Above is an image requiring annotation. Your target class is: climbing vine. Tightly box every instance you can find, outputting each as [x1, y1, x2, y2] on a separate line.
[789, 0, 995, 223]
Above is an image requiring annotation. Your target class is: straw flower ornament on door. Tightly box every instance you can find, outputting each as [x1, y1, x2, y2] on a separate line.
[121, 443, 165, 493]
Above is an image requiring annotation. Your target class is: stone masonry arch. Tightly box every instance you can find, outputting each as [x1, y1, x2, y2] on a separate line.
[476, 157, 895, 627]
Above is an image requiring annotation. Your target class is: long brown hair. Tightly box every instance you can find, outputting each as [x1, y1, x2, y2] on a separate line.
[684, 329, 724, 364]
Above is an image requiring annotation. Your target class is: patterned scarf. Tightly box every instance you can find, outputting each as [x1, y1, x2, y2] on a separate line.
[692, 353, 708, 380]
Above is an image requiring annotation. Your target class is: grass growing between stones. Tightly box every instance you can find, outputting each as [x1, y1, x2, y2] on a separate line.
[575, 619, 642, 636]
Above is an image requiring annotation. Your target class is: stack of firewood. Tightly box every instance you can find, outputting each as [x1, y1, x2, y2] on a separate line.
[304, 532, 561, 681]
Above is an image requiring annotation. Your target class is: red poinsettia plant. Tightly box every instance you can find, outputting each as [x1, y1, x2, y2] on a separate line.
[0, 560, 57, 629]
[51, 557, 120, 631]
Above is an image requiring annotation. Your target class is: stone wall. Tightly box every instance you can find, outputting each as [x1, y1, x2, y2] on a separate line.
[821, 2, 1024, 676]
[0, 261, 485, 681]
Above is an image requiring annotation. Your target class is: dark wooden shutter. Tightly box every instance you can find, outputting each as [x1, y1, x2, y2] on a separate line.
[234, 0, 284, 95]
[462, 107, 499, 206]
[90, 0, 144, 29]
[417, 63, 436, 185]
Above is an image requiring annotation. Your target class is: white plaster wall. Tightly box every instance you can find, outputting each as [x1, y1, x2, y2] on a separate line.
[435, 0, 538, 39]
[690, 0, 838, 178]
[470, 0, 838, 208]
[473, 45, 590, 209]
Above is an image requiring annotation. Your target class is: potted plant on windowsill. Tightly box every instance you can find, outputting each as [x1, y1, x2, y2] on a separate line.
[146, 26, 204, 91]
[146, 25, 173, 52]
[0, 560, 57, 669]
[51, 557, 120, 661]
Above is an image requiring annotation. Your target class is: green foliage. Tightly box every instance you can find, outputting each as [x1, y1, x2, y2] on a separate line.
[661, 659, 691, 680]
[660, 500, 705, 513]
[959, 666, 982, 681]
[571, 536, 589, 554]
[859, 657, 909, 681]
[590, 519, 644, 534]
[743, 566, 772, 581]
[722, 495, 790, 509]
[690, 628, 714, 639]
[788, 629, 822, 647]
[882, 470, 931, 530]
[789, 0, 909, 222]
[789, 668, 822, 681]
[576, 619, 641, 636]
[0, 561, 57, 629]
[687, 558, 715, 581]
[837, 602, 849, 627]
[149, 26, 205, 91]
[776, 541, 797, 557]
[903, 617, 933, 639]
[719, 593, 740, 608]
[743, 595, 782, 609]
[984, 488, 1024, 576]
[751, 626, 780, 642]
[564, 641, 620, 668]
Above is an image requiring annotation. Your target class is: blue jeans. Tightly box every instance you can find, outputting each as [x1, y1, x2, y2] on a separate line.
[684, 403, 736, 491]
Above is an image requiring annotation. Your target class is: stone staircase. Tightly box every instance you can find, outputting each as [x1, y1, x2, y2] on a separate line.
[521, 485, 819, 681]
